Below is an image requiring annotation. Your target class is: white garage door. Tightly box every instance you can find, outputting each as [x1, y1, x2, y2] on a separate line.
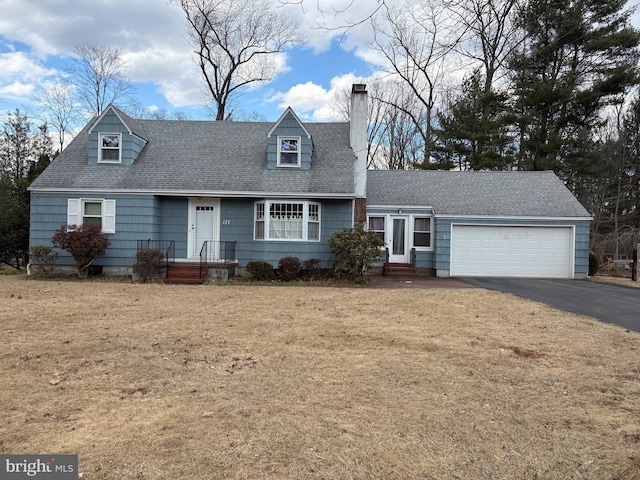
[450, 225, 573, 278]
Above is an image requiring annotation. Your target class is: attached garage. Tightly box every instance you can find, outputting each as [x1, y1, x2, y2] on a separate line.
[450, 225, 573, 278]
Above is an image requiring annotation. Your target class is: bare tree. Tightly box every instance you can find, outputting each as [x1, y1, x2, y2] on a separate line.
[34, 83, 79, 152]
[369, 1, 458, 167]
[65, 43, 136, 117]
[445, 0, 521, 94]
[177, 0, 303, 121]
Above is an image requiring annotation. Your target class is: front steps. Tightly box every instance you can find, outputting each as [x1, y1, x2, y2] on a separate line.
[163, 264, 207, 285]
[383, 263, 417, 277]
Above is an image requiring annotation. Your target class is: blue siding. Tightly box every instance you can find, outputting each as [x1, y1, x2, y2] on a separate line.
[221, 198, 353, 268]
[434, 218, 591, 278]
[30, 194, 353, 271]
[158, 197, 188, 258]
[30, 193, 157, 268]
[267, 110, 312, 170]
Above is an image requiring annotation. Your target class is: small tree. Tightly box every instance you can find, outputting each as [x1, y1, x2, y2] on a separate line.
[328, 223, 384, 280]
[51, 224, 110, 278]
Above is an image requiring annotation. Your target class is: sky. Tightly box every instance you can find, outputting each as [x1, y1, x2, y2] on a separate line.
[0, 0, 388, 127]
[1, 0, 640, 132]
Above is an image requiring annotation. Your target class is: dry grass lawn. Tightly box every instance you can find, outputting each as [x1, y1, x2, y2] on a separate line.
[1, 275, 639, 479]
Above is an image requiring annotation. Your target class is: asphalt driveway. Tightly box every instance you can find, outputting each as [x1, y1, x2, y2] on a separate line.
[461, 278, 640, 332]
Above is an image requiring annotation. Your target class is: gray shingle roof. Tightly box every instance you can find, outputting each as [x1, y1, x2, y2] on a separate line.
[30, 118, 356, 196]
[367, 170, 591, 218]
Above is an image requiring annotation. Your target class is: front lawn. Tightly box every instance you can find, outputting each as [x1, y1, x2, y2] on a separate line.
[1, 275, 638, 479]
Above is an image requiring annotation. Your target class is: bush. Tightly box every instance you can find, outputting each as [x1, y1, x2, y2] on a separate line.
[246, 260, 275, 281]
[51, 224, 110, 278]
[589, 251, 600, 276]
[29, 246, 58, 277]
[278, 256, 300, 281]
[133, 248, 165, 283]
[328, 223, 384, 279]
[303, 258, 321, 279]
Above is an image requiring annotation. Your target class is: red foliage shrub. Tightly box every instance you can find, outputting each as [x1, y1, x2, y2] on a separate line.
[51, 224, 110, 277]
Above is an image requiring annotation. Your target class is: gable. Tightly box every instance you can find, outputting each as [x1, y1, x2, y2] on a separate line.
[87, 106, 148, 166]
[267, 108, 313, 171]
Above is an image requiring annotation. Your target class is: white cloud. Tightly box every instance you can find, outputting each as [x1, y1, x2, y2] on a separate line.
[0, 81, 35, 97]
[0, 51, 55, 80]
[272, 73, 374, 121]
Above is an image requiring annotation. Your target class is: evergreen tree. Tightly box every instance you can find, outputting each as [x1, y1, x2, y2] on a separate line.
[509, 0, 640, 175]
[0, 110, 53, 268]
[433, 71, 515, 171]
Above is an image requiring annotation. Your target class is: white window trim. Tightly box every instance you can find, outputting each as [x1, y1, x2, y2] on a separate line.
[67, 198, 116, 234]
[412, 216, 432, 250]
[254, 200, 321, 241]
[98, 132, 122, 164]
[367, 214, 433, 251]
[277, 136, 301, 167]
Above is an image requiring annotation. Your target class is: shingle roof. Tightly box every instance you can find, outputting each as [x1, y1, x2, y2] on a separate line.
[30, 118, 356, 196]
[367, 170, 591, 218]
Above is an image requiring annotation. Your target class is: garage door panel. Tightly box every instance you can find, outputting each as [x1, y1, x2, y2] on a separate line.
[451, 226, 572, 278]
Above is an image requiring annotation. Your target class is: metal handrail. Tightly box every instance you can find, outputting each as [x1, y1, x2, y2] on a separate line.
[199, 241, 208, 278]
[136, 239, 175, 274]
[200, 241, 237, 278]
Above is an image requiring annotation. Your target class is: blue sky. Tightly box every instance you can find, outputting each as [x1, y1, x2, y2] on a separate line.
[1, 0, 639, 131]
[0, 0, 382, 126]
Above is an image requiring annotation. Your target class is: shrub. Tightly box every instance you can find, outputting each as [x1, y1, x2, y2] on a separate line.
[51, 224, 110, 278]
[589, 251, 599, 276]
[29, 246, 58, 278]
[133, 248, 165, 283]
[328, 223, 384, 279]
[246, 260, 275, 281]
[278, 256, 300, 281]
[303, 258, 321, 279]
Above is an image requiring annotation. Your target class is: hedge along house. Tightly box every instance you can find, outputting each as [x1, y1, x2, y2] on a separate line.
[29, 84, 591, 280]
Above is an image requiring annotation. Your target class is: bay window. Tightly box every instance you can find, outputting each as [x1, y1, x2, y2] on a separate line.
[254, 200, 321, 241]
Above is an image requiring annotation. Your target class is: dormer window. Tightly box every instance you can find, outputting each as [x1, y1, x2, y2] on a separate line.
[277, 136, 300, 167]
[99, 133, 121, 163]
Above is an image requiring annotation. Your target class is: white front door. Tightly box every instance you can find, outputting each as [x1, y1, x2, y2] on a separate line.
[188, 199, 220, 258]
[388, 216, 410, 263]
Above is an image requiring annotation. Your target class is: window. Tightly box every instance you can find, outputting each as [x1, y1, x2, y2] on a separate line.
[368, 216, 385, 242]
[413, 217, 431, 247]
[99, 133, 121, 163]
[67, 199, 116, 234]
[254, 200, 320, 241]
[83, 201, 103, 227]
[277, 137, 300, 166]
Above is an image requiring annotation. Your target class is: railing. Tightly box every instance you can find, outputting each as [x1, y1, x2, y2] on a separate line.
[136, 239, 175, 274]
[410, 247, 416, 267]
[200, 241, 237, 278]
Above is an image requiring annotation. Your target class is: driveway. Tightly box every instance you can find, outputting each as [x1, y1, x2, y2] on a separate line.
[461, 278, 640, 332]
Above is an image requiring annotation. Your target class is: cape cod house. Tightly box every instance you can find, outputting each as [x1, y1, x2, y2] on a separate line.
[28, 85, 592, 281]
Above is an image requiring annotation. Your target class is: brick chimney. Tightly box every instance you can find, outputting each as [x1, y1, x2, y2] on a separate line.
[350, 84, 367, 223]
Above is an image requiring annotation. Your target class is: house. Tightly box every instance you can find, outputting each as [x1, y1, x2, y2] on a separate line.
[28, 85, 592, 280]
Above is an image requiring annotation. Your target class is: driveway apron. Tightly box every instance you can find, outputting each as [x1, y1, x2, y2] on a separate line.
[461, 278, 640, 332]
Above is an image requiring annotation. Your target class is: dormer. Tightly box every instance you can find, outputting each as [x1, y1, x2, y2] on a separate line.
[87, 105, 148, 166]
[267, 107, 313, 170]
